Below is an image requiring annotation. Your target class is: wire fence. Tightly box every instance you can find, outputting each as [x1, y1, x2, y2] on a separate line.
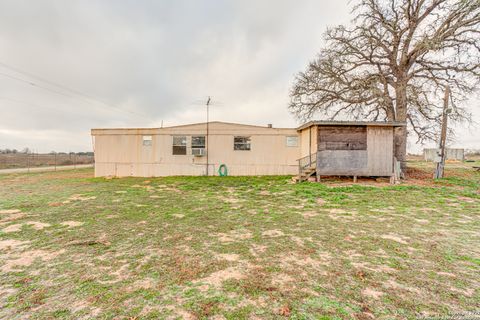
[0, 153, 94, 170]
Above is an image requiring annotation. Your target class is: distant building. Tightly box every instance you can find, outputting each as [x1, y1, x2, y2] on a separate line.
[424, 148, 464, 162]
[91, 120, 405, 180]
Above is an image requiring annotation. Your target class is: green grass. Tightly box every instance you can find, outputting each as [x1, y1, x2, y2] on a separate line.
[0, 161, 479, 319]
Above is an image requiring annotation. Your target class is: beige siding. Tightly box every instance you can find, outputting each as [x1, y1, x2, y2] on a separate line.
[92, 122, 300, 177]
[299, 125, 317, 159]
[366, 126, 393, 176]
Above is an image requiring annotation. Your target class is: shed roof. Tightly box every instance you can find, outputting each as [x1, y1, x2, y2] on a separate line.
[297, 120, 406, 131]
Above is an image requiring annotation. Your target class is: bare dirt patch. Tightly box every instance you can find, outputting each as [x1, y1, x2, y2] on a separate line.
[352, 262, 397, 274]
[215, 253, 240, 262]
[0, 239, 30, 251]
[26, 221, 51, 230]
[301, 211, 319, 218]
[0, 214, 26, 224]
[329, 208, 347, 214]
[437, 272, 456, 277]
[249, 244, 267, 257]
[2, 249, 65, 272]
[271, 273, 294, 287]
[0, 209, 21, 214]
[290, 236, 305, 246]
[262, 229, 284, 237]
[69, 194, 97, 201]
[384, 280, 422, 295]
[415, 219, 429, 224]
[328, 208, 357, 221]
[61, 221, 84, 228]
[2, 223, 23, 233]
[380, 234, 409, 244]
[195, 267, 246, 289]
[219, 196, 240, 204]
[280, 253, 330, 273]
[362, 288, 384, 299]
[127, 278, 156, 292]
[0, 209, 26, 223]
[217, 230, 253, 243]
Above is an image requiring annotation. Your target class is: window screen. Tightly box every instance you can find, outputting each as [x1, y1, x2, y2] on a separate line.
[192, 136, 206, 148]
[172, 136, 187, 155]
[286, 136, 299, 147]
[234, 136, 251, 151]
[142, 136, 152, 146]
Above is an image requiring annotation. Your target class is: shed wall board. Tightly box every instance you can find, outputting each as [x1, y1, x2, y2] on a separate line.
[315, 126, 393, 176]
[366, 126, 393, 176]
[317, 150, 368, 175]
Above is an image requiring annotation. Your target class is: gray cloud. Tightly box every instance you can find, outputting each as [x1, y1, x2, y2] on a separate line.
[0, 0, 477, 152]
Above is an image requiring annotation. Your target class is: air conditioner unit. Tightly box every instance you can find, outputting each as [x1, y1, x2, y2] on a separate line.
[192, 148, 206, 156]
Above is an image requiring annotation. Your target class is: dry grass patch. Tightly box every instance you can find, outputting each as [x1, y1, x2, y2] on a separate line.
[0, 164, 478, 318]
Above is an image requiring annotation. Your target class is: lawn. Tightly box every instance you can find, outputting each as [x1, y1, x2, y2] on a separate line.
[0, 161, 478, 319]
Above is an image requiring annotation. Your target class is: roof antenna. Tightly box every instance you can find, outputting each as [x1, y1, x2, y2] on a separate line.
[206, 96, 211, 176]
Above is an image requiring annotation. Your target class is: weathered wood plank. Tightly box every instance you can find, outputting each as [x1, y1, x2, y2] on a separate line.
[318, 126, 367, 150]
[317, 150, 368, 175]
[367, 127, 393, 176]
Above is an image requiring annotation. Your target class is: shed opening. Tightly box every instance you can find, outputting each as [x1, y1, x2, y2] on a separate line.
[318, 126, 367, 151]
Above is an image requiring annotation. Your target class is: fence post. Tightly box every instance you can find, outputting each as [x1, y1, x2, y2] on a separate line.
[74, 153, 76, 169]
[27, 154, 30, 173]
[54, 153, 57, 171]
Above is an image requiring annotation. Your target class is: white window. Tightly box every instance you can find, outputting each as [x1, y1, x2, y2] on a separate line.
[234, 136, 251, 151]
[286, 136, 299, 147]
[143, 135, 152, 146]
[172, 136, 187, 155]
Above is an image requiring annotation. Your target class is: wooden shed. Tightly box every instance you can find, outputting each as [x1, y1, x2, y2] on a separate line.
[296, 121, 406, 182]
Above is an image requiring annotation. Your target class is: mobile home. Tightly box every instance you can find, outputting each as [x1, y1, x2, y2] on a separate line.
[91, 120, 405, 180]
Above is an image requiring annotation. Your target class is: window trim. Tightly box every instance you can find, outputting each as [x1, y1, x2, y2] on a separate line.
[142, 135, 152, 146]
[172, 135, 187, 155]
[191, 135, 206, 149]
[233, 136, 251, 151]
[286, 135, 299, 147]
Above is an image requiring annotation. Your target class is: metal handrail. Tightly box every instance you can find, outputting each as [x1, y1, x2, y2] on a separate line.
[297, 152, 317, 170]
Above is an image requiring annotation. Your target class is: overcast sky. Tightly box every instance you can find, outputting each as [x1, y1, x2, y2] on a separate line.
[0, 0, 478, 153]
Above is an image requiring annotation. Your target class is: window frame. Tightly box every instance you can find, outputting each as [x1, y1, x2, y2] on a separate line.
[286, 135, 299, 147]
[142, 135, 153, 146]
[191, 136, 206, 149]
[172, 135, 187, 155]
[233, 136, 251, 151]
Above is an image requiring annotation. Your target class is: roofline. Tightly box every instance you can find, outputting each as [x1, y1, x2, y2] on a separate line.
[296, 120, 407, 131]
[91, 121, 296, 132]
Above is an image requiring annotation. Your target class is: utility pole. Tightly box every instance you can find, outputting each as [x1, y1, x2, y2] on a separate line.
[206, 96, 211, 176]
[434, 86, 450, 179]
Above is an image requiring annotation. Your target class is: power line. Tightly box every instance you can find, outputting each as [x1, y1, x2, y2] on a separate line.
[0, 61, 151, 120]
[0, 96, 66, 113]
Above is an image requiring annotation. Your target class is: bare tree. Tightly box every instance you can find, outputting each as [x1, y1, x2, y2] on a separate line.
[290, 0, 480, 168]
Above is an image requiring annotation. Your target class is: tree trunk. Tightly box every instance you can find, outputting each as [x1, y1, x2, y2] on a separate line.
[394, 81, 408, 170]
[394, 126, 408, 170]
